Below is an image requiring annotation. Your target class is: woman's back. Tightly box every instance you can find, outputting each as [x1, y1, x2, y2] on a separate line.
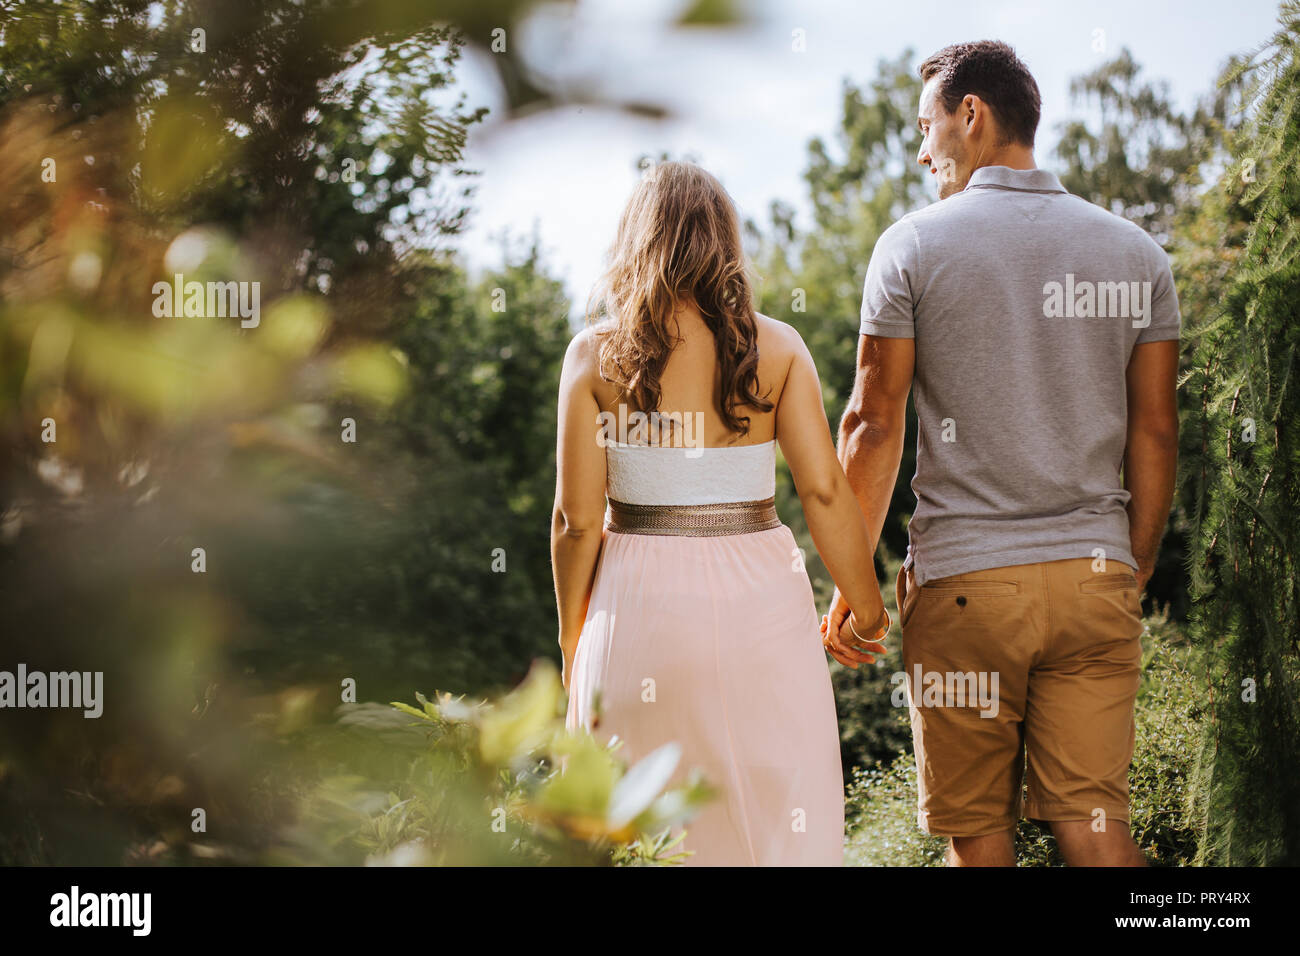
[589, 308, 797, 451]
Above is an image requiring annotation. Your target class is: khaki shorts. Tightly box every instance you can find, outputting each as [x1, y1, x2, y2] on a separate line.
[896, 557, 1144, 838]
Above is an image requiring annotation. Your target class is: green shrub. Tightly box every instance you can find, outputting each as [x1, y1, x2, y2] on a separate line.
[286, 660, 715, 866]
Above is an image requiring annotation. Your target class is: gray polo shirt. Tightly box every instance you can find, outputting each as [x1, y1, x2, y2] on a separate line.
[859, 165, 1180, 586]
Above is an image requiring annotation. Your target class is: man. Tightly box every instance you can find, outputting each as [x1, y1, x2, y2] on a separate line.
[822, 40, 1180, 866]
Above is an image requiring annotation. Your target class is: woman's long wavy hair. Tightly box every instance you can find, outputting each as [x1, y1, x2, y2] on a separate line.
[587, 161, 772, 437]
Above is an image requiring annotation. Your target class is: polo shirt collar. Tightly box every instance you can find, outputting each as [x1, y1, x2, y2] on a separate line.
[965, 165, 1066, 194]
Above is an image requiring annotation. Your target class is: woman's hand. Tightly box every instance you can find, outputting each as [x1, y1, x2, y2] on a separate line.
[560, 632, 578, 691]
[820, 587, 888, 669]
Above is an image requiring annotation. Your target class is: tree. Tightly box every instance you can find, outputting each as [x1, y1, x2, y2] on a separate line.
[0, 0, 571, 862]
[1055, 48, 1216, 244]
[1183, 2, 1300, 866]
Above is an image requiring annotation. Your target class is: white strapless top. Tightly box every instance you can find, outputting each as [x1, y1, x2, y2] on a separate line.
[605, 440, 776, 505]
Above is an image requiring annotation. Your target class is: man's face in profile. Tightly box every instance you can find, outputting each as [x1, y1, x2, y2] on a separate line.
[916, 76, 968, 199]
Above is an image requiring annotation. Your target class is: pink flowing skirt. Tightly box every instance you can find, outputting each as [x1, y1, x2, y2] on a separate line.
[566, 524, 845, 865]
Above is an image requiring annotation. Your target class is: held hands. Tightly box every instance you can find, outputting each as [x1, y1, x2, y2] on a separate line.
[819, 587, 889, 669]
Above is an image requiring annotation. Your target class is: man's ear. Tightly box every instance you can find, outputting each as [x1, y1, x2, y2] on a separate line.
[962, 94, 987, 138]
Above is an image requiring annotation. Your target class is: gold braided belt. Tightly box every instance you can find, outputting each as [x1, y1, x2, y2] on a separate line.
[605, 496, 782, 537]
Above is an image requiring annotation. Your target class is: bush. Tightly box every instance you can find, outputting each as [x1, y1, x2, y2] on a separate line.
[279, 660, 716, 866]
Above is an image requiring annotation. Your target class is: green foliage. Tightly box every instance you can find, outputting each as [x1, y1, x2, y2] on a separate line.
[363, 242, 574, 695]
[1055, 48, 1216, 242]
[843, 755, 945, 867]
[0, 0, 572, 864]
[0, 1, 488, 288]
[290, 660, 714, 865]
[1181, 2, 1300, 866]
[1131, 613, 1204, 864]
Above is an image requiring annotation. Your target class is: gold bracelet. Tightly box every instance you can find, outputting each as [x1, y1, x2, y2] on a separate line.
[848, 606, 891, 644]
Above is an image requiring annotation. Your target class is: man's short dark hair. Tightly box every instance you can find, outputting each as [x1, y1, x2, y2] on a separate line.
[919, 41, 1041, 147]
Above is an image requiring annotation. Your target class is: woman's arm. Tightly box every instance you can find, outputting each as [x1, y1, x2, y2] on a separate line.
[774, 328, 887, 667]
[551, 330, 609, 688]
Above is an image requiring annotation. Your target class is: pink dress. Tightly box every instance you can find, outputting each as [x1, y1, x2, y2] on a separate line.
[565, 440, 845, 865]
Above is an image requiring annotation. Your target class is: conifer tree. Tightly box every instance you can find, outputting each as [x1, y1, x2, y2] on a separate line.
[1185, 1, 1300, 865]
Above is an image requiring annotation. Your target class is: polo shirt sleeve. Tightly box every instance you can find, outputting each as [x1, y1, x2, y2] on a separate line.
[859, 218, 920, 338]
[1137, 245, 1181, 344]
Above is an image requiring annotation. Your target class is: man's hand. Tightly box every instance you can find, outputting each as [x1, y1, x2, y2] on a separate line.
[1134, 561, 1154, 595]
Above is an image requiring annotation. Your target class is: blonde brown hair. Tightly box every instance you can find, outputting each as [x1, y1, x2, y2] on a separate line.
[587, 161, 771, 436]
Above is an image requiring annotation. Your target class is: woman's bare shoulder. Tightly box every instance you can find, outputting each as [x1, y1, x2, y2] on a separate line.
[563, 321, 622, 405]
[754, 312, 811, 367]
[564, 321, 611, 369]
[752, 313, 813, 408]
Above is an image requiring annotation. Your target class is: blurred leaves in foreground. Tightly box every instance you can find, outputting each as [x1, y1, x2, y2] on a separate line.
[0, 0, 615, 865]
[288, 660, 714, 866]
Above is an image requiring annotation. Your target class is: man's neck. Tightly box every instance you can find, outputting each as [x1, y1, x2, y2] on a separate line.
[973, 144, 1037, 172]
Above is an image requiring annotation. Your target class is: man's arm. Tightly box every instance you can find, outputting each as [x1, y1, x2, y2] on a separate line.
[823, 334, 914, 636]
[839, 334, 914, 550]
[1123, 339, 1179, 592]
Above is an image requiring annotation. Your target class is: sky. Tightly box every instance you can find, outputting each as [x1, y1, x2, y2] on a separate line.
[446, 0, 1283, 315]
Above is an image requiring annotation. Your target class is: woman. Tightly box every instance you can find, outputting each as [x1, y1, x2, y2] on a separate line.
[551, 161, 887, 866]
